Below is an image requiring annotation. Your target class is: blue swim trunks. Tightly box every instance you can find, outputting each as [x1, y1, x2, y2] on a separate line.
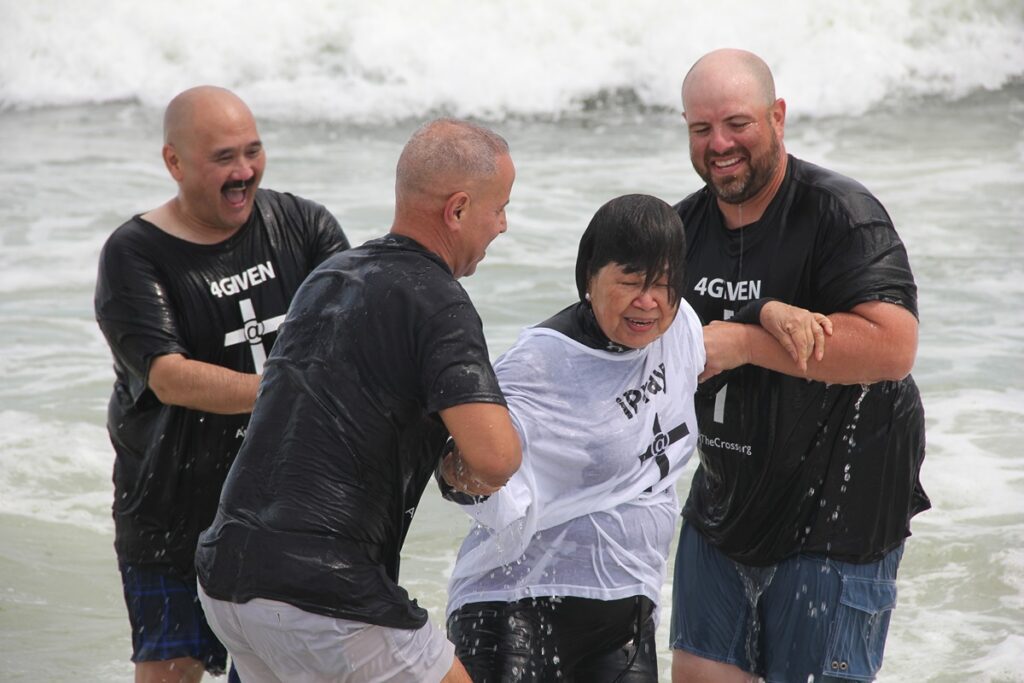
[119, 562, 229, 675]
[670, 521, 904, 682]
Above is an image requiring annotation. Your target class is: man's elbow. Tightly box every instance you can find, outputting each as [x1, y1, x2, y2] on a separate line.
[147, 354, 187, 406]
[485, 443, 523, 489]
[886, 318, 919, 380]
[147, 374, 180, 406]
[472, 442, 522, 491]
[883, 345, 916, 381]
[858, 303, 919, 382]
[870, 327, 917, 381]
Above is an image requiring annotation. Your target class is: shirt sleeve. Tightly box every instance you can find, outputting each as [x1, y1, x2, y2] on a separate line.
[811, 193, 919, 318]
[299, 196, 351, 266]
[94, 225, 188, 400]
[419, 293, 505, 415]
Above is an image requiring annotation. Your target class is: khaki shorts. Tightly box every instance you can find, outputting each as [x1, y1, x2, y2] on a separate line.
[198, 585, 454, 682]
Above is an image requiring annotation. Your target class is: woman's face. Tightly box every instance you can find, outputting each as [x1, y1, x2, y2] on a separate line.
[588, 262, 679, 349]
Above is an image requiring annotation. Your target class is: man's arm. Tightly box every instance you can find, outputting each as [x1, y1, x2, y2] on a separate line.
[700, 301, 918, 385]
[439, 402, 522, 496]
[148, 353, 260, 414]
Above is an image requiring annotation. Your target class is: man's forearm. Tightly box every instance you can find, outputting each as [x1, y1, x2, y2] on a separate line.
[742, 308, 916, 384]
[149, 354, 260, 414]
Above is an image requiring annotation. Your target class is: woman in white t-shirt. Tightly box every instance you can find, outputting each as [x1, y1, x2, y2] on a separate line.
[442, 194, 705, 682]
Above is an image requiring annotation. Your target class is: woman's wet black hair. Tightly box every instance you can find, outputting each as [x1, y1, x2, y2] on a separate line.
[575, 194, 686, 304]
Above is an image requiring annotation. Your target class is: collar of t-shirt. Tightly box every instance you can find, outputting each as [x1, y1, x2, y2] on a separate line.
[535, 301, 630, 353]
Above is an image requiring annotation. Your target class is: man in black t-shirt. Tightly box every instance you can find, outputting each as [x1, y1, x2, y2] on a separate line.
[94, 86, 349, 682]
[196, 119, 522, 683]
[667, 50, 929, 683]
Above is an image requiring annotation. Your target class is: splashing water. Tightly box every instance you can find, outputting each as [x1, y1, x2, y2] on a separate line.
[735, 562, 779, 669]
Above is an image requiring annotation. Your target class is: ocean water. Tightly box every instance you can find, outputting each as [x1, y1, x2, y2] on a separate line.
[1, 1, 1023, 681]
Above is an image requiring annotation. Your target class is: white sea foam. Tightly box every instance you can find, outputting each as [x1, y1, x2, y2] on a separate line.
[916, 388, 1024, 521]
[971, 635, 1024, 683]
[0, 411, 113, 533]
[1, 0, 1022, 121]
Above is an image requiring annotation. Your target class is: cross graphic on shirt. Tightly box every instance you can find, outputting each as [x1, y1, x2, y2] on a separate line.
[223, 298, 286, 373]
[638, 413, 690, 491]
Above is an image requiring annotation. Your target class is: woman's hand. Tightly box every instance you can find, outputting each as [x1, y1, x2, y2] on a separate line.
[759, 301, 833, 373]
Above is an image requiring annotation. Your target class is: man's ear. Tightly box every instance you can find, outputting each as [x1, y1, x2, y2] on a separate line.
[444, 191, 470, 229]
[771, 97, 786, 135]
[163, 144, 184, 181]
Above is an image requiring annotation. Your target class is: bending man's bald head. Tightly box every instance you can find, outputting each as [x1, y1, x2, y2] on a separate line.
[163, 85, 255, 148]
[395, 118, 510, 205]
[682, 48, 776, 112]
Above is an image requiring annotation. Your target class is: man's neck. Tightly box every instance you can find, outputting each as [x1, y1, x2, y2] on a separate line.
[141, 198, 243, 245]
[391, 210, 457, 276]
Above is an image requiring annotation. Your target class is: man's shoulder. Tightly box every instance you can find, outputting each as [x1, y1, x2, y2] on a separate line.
[788, 156, 891, 225]
[255, 188, 325, 216]
[363, 234, 452, 275]
[253, 188, 350, 258]
[789, 156, 868, 194]
[673, 186, 713, 219]
[329, 236, 461, 304]
[104, 214, 149, 242]
[667, 187, 716, 232]
[99, 215, 161, 263]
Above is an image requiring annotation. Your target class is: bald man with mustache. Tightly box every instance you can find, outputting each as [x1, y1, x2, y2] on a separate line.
[95, 86, 350, 682]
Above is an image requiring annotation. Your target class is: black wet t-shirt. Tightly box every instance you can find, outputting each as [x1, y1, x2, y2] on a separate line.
[94, 189, 349, 577]
[677, 156, 930, 566]
[196, 234, 506, 629]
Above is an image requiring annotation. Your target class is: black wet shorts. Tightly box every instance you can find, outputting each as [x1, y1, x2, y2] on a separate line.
[447, 595, 658, 682]
[118, 561, 229, 674]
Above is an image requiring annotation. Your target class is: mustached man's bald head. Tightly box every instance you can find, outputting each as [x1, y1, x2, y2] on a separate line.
[163, 85, 256, 148]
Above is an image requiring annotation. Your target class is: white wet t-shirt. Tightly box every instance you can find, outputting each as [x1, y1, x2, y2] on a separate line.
[447, 301, 704, 615]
